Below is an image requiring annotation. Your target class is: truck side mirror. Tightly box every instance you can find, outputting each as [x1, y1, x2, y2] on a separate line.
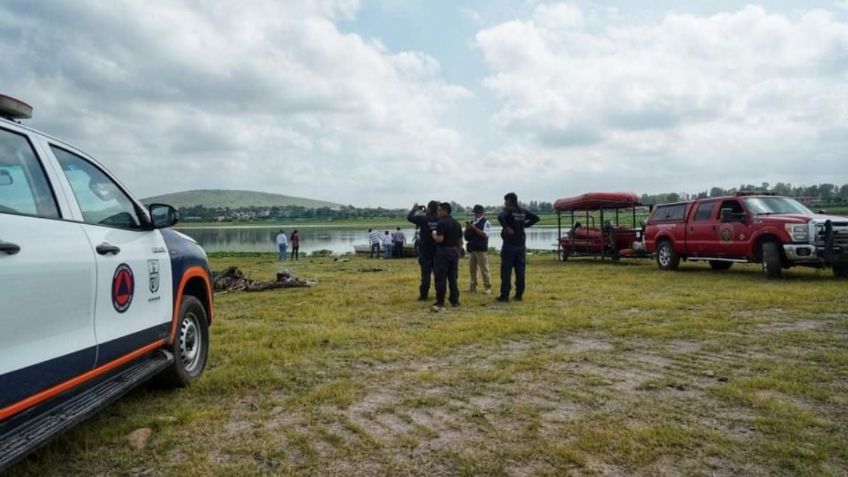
[148, 203, 181, 229]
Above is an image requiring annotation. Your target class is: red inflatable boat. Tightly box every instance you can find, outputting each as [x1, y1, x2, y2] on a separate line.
[554, 192, 639, 211]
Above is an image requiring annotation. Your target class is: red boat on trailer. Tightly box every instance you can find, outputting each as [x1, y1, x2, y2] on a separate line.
[555, 192, 650, 261]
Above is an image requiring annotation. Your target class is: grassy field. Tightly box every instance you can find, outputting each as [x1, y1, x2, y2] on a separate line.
[10, 253, 848, 476]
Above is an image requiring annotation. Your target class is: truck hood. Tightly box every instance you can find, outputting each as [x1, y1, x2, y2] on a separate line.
[754, 213, 848, 225]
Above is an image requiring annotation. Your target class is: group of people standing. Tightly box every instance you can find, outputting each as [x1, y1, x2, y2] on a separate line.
[272, 192, 539, 309]
[275, 229, 300, 261]
[367, 227, 407, 259]
[407, 192, 539, 312]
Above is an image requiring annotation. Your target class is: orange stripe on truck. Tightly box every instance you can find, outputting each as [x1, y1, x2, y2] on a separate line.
[168, 267, 213, 345]
[0, 340, 165, 421]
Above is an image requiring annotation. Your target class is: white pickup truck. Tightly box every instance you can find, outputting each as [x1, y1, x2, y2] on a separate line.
[0, 94, 213, 470]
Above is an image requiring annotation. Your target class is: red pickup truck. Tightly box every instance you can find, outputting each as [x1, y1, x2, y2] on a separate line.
[644, 192, 848, 278]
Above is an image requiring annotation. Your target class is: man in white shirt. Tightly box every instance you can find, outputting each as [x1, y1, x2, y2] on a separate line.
[368, 229, 381, 258]
[463, 205, 492, 294]
[275, 230, 288, 261]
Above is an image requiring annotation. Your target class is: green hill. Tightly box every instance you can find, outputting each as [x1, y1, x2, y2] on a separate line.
[143, 189, 342, 210]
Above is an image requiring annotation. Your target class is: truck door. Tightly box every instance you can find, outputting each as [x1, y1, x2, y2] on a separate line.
[48, 145, 174, 367]
[715, 199, 750, 258]
[0, 127, 97, 417]
[687, 201, 717, 256]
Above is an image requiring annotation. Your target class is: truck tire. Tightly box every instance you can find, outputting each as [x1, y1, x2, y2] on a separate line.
[709, 260, 733, 270]
[833, 265, 848, 279]
[159, 295, 209, 387]
[761, 242, 783, 279]
[656, 241, 680, 271]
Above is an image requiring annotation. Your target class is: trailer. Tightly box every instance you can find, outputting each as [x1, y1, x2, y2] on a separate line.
[554, 192, 652, 262]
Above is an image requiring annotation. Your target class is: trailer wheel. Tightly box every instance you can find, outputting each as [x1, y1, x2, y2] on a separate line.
[709, 260, 733, 271]
[656, 241, 679, 271]
[761, 242, 783, 279]
[833, 265, 848, 279]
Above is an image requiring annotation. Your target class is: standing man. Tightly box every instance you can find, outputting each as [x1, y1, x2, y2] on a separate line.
[497, 192, 539, 302]
[408, 201, 439, 300]
[275, 229, 288, 261]
[392, 226, 406, 258]
[383, 230, 393, 259]
[290, 230, 301, 260]
[464, 204, 492, 295]
[433, 202, 463, 311]
[368, 228, 381, 258]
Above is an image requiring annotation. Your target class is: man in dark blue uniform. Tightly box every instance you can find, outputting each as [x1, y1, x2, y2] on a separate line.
[433, 202, 463, 311]
[407, 201, 439, 300]
[497, 192, 540, 302]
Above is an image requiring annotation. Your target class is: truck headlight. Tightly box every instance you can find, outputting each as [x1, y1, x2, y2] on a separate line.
[784, 224, 809, 242]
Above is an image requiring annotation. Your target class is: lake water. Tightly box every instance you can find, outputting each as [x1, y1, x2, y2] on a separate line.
[178, 225, 564, 254]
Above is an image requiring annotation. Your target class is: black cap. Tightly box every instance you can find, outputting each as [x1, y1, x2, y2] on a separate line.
[473, 204, 485, 213]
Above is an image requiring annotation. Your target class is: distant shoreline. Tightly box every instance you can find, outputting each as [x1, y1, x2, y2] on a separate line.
[175, 214, 565, 229]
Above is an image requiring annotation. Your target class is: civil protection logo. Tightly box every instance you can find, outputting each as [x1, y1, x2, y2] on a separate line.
[112, 263, 135, 313]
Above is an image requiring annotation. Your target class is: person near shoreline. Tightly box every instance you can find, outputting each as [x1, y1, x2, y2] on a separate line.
[496, 192, 539, 302]
[290, 230, 300, 260]
[433, 202, 463, 311]
[412, 226, 421, 258]
[275, 229, 288, 261]
[383, 230, 393, 258]
[408, 201, 439, 300]
[368, 228, 381, 258]
[392, 227, 406, 258]
[464, 204, 492, 295]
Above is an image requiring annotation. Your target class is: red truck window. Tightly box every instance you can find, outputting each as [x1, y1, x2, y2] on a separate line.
[694, 202, 716, 221]
[653, 204, 686, 221]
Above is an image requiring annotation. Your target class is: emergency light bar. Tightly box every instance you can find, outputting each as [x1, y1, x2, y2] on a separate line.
[0, 94, 33, 120]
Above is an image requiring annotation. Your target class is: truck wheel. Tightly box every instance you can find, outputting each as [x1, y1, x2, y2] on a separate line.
[656, 241, 680, 271]
[833, 265, 848, 279]
[709, 260, 733, 270]
[761, 242, 783, 279]
[159, 295, 209, 387]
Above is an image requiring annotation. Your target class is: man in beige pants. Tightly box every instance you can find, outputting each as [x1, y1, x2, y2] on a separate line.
[464, 204, 492, 294]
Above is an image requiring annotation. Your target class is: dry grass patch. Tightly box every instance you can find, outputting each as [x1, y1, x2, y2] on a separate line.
[9, 253, 848, 476]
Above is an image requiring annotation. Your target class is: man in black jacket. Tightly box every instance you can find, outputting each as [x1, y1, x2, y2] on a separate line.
[433, 202, 463, 311]
[407, 201, 439, 300]
[497, 192, 540, 302]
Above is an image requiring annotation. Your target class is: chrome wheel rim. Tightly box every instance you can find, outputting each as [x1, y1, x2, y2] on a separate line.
[179, 312, 202, 373]
[658, 246, 670, 266]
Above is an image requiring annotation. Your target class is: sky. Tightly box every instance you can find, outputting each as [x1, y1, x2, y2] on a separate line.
[1, 0, 847, 207]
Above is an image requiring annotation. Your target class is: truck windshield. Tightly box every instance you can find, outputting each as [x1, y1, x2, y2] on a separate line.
[743, 197, 813, 215]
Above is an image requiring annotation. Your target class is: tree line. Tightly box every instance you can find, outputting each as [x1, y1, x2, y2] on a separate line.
[640, 182, 848, 206]
[179, 182, 848, 222]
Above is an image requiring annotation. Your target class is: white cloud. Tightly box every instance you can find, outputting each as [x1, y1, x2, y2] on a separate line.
[0, 0, 472, 206]
[475, 4, 848, 196]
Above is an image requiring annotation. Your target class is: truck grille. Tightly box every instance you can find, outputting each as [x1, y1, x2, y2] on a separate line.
[816, 223, 848, 249]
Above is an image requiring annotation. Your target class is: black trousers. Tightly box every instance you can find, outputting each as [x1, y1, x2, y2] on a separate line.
[291, 246, 299, 260]
[393, 241, 404, 258]
[418, 246, 435, 298]
[500, 244, 526, 298]
[435, 247, 460, 305]
[370, 243, 380, 258]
